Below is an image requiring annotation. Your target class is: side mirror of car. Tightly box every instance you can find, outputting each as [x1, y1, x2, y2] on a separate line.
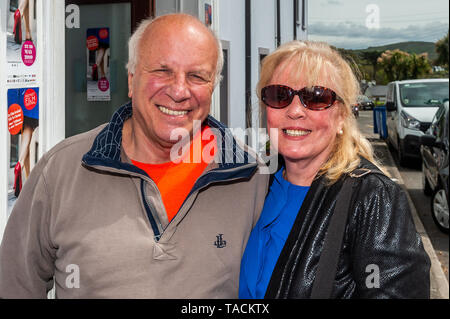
[421, 134, 444, 148]
[385, 101, 396, 112]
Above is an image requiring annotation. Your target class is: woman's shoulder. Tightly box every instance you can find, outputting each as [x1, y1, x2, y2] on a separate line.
[349, 158, 411, 221]
[353, 157, 398, 190]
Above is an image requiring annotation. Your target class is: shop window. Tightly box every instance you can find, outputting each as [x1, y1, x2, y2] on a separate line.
[9, 0, 19, 12]
[220, 41, 230, 127]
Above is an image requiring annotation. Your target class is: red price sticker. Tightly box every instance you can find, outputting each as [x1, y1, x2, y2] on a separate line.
[8, 104, 24, 135]
[86, 36, 99, 51]
[98, 77, 110, 92]
[99, 28, 109, 39]
[23, 88, 38, 110]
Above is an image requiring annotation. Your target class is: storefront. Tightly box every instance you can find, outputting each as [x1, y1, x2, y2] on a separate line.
[1, 0, 307, 239]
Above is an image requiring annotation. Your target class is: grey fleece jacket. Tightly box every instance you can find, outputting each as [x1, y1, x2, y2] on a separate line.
[0, 103, 269, 298]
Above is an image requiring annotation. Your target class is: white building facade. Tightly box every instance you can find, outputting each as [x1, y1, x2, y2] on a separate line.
[0, 0, 307, 239]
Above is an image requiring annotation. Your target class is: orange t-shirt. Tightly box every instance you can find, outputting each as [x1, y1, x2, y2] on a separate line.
[132, 125, 217, 222]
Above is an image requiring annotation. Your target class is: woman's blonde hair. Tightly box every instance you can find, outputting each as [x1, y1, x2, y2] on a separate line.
[258, 40, 387, 183]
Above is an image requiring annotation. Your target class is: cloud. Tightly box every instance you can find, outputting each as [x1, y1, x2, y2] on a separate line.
[308, 21, 449, 49]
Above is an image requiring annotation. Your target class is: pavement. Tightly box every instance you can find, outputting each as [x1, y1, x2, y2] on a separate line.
[358, 112, 449, 299]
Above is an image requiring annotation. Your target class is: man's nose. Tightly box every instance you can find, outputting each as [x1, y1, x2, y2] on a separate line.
[286, 95, 307, 119]
[166, 74, 191, 102]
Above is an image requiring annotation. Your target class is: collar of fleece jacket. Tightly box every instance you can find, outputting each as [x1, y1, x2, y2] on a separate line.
[82, 101, 257, 174]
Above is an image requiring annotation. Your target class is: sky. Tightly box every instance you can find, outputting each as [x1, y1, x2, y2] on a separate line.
[307, 0, 449, 49]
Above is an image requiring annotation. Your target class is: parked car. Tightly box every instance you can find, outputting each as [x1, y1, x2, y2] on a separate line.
[420, 101, 449, 233]
[385, 78, 449, 166]
[356, 95, 375, 110]
[352, 104, 359, 118]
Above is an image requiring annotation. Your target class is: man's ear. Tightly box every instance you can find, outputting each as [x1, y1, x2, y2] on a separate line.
[128, 72, 133, 98]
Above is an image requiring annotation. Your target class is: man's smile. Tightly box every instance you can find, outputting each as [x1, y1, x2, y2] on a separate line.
[157, 104, 191, 116]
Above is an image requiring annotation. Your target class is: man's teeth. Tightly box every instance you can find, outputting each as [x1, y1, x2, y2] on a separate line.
[158, 106, 189, 116]
[284, 129, 311, 136]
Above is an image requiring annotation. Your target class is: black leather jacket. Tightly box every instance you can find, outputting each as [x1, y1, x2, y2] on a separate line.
[265, 158, 431, 299]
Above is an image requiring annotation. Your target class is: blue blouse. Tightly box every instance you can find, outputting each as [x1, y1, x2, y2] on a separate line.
[239, 167, 309, 299]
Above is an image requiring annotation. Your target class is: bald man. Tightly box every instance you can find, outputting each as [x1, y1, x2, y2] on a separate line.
[0, 14, 269, 298]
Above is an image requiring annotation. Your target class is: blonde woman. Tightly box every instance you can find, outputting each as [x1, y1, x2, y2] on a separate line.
[239, 41, 430, 299]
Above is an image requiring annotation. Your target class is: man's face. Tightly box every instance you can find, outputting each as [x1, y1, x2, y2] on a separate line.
[128, 20, 218, 150]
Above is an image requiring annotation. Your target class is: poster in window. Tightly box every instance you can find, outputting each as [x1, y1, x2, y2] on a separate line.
[87, 28, 111, 101]
[6, 0, 38, 86]
[7, 87, 39, 215]
[198, 0, 212, 27]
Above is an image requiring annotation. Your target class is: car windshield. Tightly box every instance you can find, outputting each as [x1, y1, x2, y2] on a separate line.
[399, 82, 449, 107]
[357, 95, 370, 102]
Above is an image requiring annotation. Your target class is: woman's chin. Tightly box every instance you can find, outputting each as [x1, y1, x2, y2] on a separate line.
[279, 149, 308, 162]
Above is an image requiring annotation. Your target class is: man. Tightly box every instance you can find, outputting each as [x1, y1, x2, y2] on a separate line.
[0, 14, 268, 298]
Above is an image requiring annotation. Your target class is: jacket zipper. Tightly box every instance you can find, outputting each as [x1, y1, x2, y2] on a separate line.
[141, 163, 258, 242]
[155, 163, 258, 241]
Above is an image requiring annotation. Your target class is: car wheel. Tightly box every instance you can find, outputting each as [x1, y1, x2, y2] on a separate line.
[431, 188, 449, 234]
[422, 163, 432, 196]
[397, 138, 407, 166]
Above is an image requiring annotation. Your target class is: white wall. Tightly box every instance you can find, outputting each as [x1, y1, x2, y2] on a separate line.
[297, 0, 308, 40]
[280, 0, 294, 44]
[155, 0, 178, 15]
[251, 0, 276, 132]
[217, 0, 246, 130]
[41, 0, 66, 153]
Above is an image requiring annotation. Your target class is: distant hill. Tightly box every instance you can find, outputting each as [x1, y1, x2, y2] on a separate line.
[353, 41, 437, 61]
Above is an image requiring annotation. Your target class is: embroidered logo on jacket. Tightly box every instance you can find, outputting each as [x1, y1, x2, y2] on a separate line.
[214, 234, 227, 248]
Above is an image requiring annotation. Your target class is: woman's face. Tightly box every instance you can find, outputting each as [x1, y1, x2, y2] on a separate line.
[266, 60, 345, 166]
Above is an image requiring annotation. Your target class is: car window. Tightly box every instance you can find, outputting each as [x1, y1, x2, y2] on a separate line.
[430, 108, 440, 137]
[436, 107, 447, 141]
[387, 84, 393, 102]
[430, 104, 448, 140]
[399, 82, 449, 107]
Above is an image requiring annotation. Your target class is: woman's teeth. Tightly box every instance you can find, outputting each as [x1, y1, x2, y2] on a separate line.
[283, 129, 311, 137]
[158, 106, 189, 116]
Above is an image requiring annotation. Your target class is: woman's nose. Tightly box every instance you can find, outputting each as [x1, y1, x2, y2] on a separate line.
[286, 95, 307, 119]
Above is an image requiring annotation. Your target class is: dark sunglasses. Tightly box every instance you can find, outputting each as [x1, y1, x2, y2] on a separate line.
[261, 85, 343, 110]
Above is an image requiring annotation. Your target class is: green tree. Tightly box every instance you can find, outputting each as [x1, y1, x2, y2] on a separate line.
[334, 47, 364, 80]
[377, 49, 431, 81]
[359, 50, 382, 80]
[410, 53, 432, 79]
[435, 30, 449, 68]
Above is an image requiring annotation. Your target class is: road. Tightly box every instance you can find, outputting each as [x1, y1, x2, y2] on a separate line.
[356, 110, 449, 284]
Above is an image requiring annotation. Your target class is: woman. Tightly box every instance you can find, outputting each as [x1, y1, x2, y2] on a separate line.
[13, 0, 34, 44]
[239, 41, 430, 299]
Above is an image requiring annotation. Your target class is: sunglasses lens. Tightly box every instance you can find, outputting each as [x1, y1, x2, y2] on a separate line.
[301, 87, 336, 110]
[262, 85, 292, 108]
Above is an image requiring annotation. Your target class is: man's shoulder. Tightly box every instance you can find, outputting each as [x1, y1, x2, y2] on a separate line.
[44, 124, 107, 162]
[36, 124, 108, 178]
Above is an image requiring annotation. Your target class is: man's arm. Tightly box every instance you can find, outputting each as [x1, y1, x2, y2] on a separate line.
[0, 156, 56, 298]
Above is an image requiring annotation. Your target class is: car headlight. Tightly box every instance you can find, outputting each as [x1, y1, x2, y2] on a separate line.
[400, 111, 421, 130]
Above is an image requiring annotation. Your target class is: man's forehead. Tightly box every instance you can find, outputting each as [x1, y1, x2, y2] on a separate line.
[144, 15, 210, 41]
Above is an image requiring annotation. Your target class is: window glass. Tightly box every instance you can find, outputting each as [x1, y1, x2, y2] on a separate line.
[65, 3, 131, 137]
[219, 48, 229, 126]
[399, 82, 449, 107]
